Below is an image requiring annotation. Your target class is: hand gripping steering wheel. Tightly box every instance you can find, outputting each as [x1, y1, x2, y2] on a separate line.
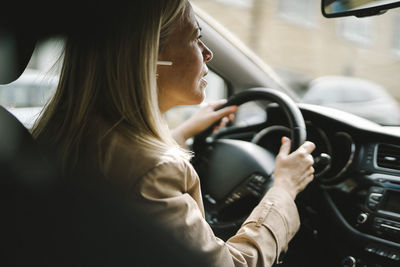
[192, 88, 306, 235]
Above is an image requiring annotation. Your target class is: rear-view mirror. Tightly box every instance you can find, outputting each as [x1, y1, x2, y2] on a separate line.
[322, 0, 400, 17]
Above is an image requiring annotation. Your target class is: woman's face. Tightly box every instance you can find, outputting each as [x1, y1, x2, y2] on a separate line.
[157, 4, 213, 113]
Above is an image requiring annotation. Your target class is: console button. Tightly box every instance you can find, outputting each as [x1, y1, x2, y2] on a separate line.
[376, 249, 388, 257]
[365, 244, 400, 261]
[341, 256, 356, 267]
[370, 187, 384, 193]
[357, 213, 368, 224]
[388, 251, 400, 261]
[372, 223, 381, 230]
[367, 202, 378, 210]
[369, 193, 383, 202]
[365, 245, 377, 254]
[381, 223, 400, 233]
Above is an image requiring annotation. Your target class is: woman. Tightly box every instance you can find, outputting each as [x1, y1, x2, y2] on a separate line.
[33, 0, 315, 266]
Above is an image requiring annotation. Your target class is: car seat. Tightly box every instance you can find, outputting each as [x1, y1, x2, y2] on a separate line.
[1, 94, 209, 266]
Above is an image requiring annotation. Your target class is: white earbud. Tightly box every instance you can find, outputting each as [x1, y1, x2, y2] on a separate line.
[157, 61, 173, 66]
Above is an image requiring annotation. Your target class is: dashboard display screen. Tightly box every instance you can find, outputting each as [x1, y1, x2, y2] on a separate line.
[384, 191, 400, 214]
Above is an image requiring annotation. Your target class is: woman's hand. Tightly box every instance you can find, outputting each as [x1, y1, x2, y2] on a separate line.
[172, 99, 237, 147]
[273, 137, 316, 200]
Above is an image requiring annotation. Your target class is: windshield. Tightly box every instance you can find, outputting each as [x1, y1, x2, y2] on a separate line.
[192, 0, 400, 126]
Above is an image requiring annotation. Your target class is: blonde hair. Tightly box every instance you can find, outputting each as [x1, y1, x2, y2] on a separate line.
[32, 0, 190, 176]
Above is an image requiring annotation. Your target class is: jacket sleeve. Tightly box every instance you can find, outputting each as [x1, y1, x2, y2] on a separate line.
[133, 158, 300, 267]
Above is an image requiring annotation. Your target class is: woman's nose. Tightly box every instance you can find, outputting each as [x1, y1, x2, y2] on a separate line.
[203, 44, 213, 62]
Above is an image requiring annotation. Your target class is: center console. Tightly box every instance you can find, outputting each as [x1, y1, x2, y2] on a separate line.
[323, 142, 400, 266]
[350, 185, 400, 263]
[362, 186, 400, 244]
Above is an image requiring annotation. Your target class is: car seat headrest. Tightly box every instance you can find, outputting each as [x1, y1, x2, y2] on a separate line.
[0, 29, 36, 85]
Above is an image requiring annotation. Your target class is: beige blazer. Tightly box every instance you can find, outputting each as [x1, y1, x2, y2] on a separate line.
[80, 123, 300, 267]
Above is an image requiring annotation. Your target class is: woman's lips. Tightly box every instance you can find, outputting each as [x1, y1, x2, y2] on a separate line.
[200, 77, 208, 88]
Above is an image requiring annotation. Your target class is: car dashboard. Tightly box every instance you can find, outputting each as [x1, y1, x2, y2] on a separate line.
[214, 102, 400, 266]
[300, 104, 400, 260]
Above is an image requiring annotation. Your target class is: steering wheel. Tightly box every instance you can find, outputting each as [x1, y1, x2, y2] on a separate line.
[192, 87, 306, 235]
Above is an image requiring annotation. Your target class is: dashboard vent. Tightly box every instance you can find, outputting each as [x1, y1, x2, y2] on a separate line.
[377, 144, 400, 171]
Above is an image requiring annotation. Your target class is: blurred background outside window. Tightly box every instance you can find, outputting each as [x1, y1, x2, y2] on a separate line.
[192, 0, 400, 126]
[1, 0, 400, 128]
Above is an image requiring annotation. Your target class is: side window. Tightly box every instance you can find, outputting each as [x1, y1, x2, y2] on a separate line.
[165, 69, 228, 129]
[0, 38, 62, 129]
[203, 70, 228, 102]
[0, 70, 59, 129]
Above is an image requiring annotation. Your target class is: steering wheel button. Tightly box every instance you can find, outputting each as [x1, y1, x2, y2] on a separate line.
[247, 188, 261, 197]
[252, 174, 266, 184]
[225, 197, 234, 204]
[232, 193, 241, 199]
[204, 194, 217, 205]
